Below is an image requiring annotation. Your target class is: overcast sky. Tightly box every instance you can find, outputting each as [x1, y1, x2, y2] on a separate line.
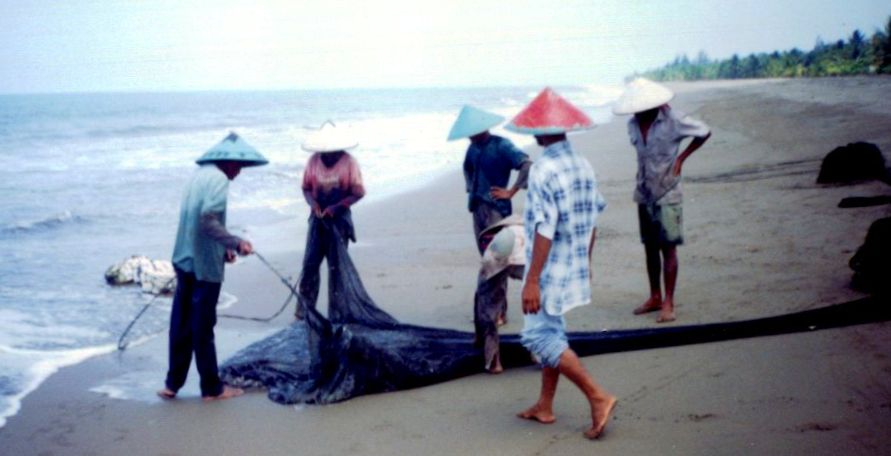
[1, 0, 888, 93]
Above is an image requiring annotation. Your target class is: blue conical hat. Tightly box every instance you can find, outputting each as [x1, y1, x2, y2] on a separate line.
[195, 132, 269, 167]
[447, 105, 505, 141]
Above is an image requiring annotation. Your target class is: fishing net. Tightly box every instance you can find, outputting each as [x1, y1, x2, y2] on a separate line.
[220, 216, 890, 405]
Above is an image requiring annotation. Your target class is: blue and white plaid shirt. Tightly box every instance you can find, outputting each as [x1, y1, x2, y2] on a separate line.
[523, 140, 606, 315]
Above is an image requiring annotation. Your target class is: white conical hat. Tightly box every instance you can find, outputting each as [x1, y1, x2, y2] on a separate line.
[612, 78, 675, 115]
[301, 121, 359, 153]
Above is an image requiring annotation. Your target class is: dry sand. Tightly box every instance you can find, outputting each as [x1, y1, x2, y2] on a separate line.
[1, 77, 889, 455]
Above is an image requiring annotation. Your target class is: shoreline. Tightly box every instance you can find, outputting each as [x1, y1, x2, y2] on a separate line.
[2, 77, 890, 455]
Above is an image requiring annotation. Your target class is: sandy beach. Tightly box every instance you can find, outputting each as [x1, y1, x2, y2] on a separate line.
[2, 77, 890, 455]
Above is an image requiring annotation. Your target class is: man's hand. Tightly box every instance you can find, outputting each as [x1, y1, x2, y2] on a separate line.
[225, 249, 237, 263]
[321, 206, 336, 218]
[522, 280, 541, 314]
[236, 240, 253, 256]
[523, 232, 552, 315]
[490, 186, 515, 200]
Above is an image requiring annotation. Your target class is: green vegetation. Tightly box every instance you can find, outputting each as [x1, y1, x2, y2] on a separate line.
[638, 16, 891, 81]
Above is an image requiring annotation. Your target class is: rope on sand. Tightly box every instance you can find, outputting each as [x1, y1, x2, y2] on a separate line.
[217, 252, 298, 322]
[116, 277, 176, 351]
[116, 251, 299, 351]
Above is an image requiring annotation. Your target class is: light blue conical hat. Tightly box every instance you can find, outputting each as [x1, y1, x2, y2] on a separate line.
[447, 105, 505, 141]
[195, 132, 269, 167]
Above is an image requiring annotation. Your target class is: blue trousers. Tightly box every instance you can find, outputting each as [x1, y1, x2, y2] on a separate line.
[164, 268, 223, 397]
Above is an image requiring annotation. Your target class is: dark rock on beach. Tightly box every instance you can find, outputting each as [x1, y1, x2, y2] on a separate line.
[850, 217, 891, 295]
[817, 142, 890, 185]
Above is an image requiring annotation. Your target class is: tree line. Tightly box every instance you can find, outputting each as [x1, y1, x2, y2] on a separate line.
[638, 16, 891, 81]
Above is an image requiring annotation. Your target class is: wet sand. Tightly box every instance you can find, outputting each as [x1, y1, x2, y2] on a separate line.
[1, 76, 889, 455]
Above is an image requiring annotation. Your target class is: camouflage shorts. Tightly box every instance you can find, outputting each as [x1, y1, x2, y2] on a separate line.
[638, 203, 684, 246]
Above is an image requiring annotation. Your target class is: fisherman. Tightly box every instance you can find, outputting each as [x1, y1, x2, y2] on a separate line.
[475, 214, 525, 373]
[448, 105, 531, 327]
[296, 121, 365, 318]
[506, 88, 617, 439]
[158, 132, 268, 401]
[612, 78, 711, 323]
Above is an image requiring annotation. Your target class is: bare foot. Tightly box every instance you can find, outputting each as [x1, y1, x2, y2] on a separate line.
[517, 405, 556, 424]
[633, 297, 662, 315]
[202, 385, 244, 402]
[156, 388, 176, 400]
[657, 301, 676, 323]
[584, 396, 617, 440]
[487, 354, 503, 374]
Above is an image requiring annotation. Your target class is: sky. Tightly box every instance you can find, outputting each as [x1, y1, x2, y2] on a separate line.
[1, 0, 889, 93]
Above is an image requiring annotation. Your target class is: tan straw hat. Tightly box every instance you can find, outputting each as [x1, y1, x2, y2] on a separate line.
[301, 120, 359, 153]
[612, 78, 675, 115]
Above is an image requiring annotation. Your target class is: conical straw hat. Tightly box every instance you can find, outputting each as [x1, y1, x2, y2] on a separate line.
[480, 216, 525, 280]
[301, 121, 359, 153]
[612, 78, 674, 115]
[195, 132, 268, 166]
[447, 105, 505, 141]
[504, 88, 594, 135]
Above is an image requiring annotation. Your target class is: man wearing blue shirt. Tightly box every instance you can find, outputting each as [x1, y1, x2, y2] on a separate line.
[449, 105, 532, 252]
[158, 132, 268, 402]
[449, 105, 531, 329]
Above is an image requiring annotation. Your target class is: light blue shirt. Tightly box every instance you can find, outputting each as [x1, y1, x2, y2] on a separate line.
[523, 140, 606, 316]
[172, 165, 230, 283]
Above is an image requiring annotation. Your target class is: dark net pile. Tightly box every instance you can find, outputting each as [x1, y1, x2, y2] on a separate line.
[220, 218, 890, 405]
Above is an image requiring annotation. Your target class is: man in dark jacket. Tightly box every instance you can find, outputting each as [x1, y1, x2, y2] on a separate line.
[449, 105, 532, 327]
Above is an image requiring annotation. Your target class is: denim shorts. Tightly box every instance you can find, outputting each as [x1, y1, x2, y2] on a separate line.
[520, 309, 569, 368]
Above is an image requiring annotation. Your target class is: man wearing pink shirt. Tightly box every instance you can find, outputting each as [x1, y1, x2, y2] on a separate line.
[296, 122, 366, 318]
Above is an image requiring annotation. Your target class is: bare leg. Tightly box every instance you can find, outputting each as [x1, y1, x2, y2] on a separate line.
[634, 243, 663, 315]
[517, 366, 559, 424]
[658, 246, 678, 323]
[555, 349, 617, 439]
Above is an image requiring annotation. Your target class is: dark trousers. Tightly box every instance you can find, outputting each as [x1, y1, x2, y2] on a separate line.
[472, 203, 505, 255]
[297, 216, 350, 317]
[471, 203, 513, 370]
[474, 265, 523, 369]
[165, 268, 223, 397]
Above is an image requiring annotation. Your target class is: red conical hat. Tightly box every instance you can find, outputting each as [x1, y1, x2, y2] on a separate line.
[505, 88, 595, 135]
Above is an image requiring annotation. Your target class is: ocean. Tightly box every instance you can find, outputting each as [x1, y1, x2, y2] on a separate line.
[0, 85, 619, 427]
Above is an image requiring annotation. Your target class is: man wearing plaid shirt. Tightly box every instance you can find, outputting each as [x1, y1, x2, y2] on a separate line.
[505, 88, 617, 441]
